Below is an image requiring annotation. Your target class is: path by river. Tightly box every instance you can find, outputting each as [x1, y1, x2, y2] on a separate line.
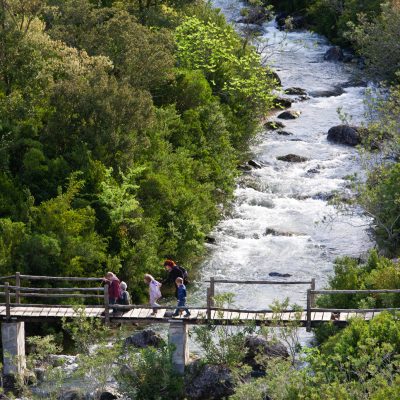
[192, 1, 373, 312]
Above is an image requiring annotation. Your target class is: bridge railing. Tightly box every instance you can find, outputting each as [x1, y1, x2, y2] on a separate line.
[206, 277, 315, 320]
[306, 288, 400, 331]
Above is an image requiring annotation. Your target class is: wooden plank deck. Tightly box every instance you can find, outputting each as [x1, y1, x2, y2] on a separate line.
[0, 306, 387, 326]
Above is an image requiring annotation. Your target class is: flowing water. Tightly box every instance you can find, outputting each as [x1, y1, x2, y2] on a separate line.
[191, 1, 373, 318]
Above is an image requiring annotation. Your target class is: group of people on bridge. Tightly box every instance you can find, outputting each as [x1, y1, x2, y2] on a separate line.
[102, 259, 190, 317]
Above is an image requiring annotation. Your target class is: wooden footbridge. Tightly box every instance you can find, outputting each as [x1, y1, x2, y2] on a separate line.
[0, 274, 399, 329]
[0, 273, 399, 375]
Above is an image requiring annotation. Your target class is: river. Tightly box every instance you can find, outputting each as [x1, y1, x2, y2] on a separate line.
[191, 0, 373, 323]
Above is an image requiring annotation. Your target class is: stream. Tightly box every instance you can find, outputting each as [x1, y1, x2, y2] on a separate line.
[191, 0, 373, 332]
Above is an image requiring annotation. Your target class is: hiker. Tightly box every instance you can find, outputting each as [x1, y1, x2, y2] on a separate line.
[162, 259, 188, 299]
[172, 277, 190, 317]
[144, 274, 162, 315]
[102, 272, 121, 313]
[118, 281, 131, 305]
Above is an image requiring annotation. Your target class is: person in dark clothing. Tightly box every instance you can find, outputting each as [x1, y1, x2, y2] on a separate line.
[162, 259, 184, 299]
[172, 277, 190, 317]
[102, 272, 121, 313]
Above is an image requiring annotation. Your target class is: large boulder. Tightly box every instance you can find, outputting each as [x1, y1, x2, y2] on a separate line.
[248, 159, 263, 169]
[324, 46, 344, 62]
[309, 87, 344, 97]
[277, 154, 308, 162]
[58, 390, 85, 400]
[125, 329, 164, 348]
[264, 120, 285, 130]
[244, 335, 289, 371]
[273, 97, 293, 109]
[285, 87, 307, 96]
[98, 388, 121, 400]
[238, 6, 270, 25]
[276, 13, 306, 30]
[277, 110, 301, 120]
[327, 125, 361, 146]
[185, 362, 234, 400]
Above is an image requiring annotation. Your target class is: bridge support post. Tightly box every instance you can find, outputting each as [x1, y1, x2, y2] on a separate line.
[1, 322, 26, 377]
[168, 320, 189, 374]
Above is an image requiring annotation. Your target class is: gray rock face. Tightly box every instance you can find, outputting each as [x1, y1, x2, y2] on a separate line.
[327, 125, 361, 146]
[277, 110, 301, 120]
[185, 362, 234, 400]
[125, 329, 164, 348]
[244, 335, 289, 371]
[277, 154, 308, 162]
[324, 46, 344, 62]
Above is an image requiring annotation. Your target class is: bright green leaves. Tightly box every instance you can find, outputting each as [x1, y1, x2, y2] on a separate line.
[175, 16, 276, 117]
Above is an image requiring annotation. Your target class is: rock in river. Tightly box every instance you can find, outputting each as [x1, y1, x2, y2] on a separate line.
[324, 46, 344, 62]
[277, 154, 308, 162]
[125, 329, 164, 348]
[327, 125, 361, 146]
[264, 120, 285, 130]
[277, 110, 301, 120]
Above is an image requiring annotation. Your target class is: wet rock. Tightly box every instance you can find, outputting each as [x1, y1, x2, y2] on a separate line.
[309, 87, 344, 97]
[264, 228, 298, 236]
[312, 192, 335, 201]
[58, 390, 85, 400]
[307, 168, 319, 174]
[267, 70, 282, 86]
[277, 154, 308, 162]
[98, 388, 121, 400]
[248, 159, 263, 169]
[276, 13, 306, 31]
[244, 335, 289, 371]
[264, 120, 285, 130]
[125, 329, 164, 348]
[185, 361, 234, 400]
[327, 125, 361, 146]
[205, 236, 217, 244]
[273, 97, 293, 109]
[269, 272, 292, 278]
[324, 46, 344, 62]
[238, 163, 253, 171]
[277, 110, 301, 119]
[277, 130, 293, 136]
[237, 6, 271, 25]
[285, 87, 307, 96]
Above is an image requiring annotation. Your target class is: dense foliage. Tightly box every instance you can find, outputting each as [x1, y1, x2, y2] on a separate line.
[0, 0, 276, 299]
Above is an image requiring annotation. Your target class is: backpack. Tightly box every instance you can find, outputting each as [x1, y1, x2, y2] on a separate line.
[177, 265, 189, 284]
[118, 290, 131, 305]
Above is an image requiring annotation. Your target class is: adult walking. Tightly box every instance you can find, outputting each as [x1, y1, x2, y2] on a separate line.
[162, 259, 184, 299]
[102, 272, 121, 309]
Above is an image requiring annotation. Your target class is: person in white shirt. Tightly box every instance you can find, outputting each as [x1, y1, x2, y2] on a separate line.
[144, 274, 162, 316]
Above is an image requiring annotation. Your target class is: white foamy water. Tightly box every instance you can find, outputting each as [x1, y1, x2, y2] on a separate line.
[192, 1, 373, 315]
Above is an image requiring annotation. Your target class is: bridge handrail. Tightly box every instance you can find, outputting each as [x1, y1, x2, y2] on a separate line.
[310, 307, 400, 312]
[0, 286, 103, 292]
[0, 274, 102, 282]
[209, 279, 313, 284]
[311, 289, 400, 295]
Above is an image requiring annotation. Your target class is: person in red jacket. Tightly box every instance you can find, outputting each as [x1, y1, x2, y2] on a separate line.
[103, 272, 121, 311]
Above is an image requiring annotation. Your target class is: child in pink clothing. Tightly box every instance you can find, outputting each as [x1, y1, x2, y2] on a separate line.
[144, 274, 162, 315]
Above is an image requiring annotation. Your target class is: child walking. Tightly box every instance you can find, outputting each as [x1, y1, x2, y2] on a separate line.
[172, 277, 190, 317]
[144, 274, 162, 316]
[118, 281, 131, 305]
